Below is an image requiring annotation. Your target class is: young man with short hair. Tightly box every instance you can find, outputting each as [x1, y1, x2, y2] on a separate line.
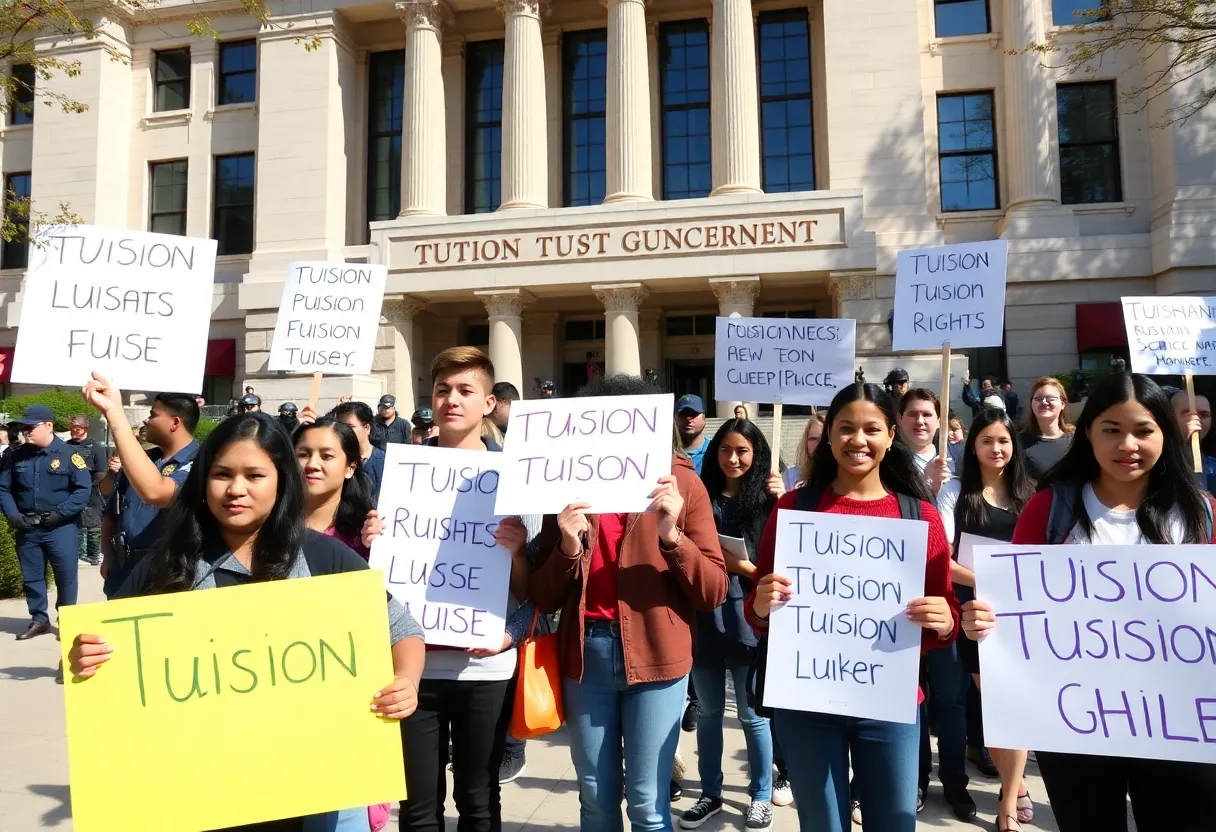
[676, 394, 709, 474]
[373, 394, 410, 449]
[332, 400, 386, 504]
[490, 381, 520, 434]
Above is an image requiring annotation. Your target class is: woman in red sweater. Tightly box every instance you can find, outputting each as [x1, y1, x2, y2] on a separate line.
[745, 382, 959, 832]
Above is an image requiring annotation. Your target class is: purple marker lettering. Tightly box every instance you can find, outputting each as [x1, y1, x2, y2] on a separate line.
[1095, 687, 1135, 739]
[1196, 698, 1216, 743]
[1160, 693, 1200, 742]
[994, 610, 1045, 660]
[1145, 561, 1188, 603]
[1093, 560, 1126, 602]
[1057, 683, 1097, 735]
[991, 550, 1042, 602]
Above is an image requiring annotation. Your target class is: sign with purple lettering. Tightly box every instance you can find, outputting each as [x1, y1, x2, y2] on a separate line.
[974, 544, 1216, 763]
[494, 393, 674, 515]
[764, 510, 928, 724]
[714, 316, 855, 406]
[1121, 296, 1216, 375]
[10, 224, 217, 392]
[891, 240, 1008, 352]
[368, 444, 512, 650]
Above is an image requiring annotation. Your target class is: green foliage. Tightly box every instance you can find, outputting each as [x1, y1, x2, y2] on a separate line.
[1, 388, 95, 431]
[0, 517, 20, 599]
[194, 417, 219, 442]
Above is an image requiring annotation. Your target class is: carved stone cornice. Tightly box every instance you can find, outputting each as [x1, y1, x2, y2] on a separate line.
[593, 283, 650, 313]
[476, 288, 534, 319]
[709, 276, 760, 309]
[828, 272, 876, 304]
[381, 295, 428, 324]
[496, 0, 550, 19]
[395, 0, 453, 31]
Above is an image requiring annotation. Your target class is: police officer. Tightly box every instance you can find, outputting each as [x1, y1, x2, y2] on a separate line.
[84, 375, 200, 599]
[884, 367, 911, 404]
[0, 405, 91, 640]
[372, 394, 410, 449]
[66, 414, 106, 566]
[277, 401, 300, 435]
[239, 393, 262, 413]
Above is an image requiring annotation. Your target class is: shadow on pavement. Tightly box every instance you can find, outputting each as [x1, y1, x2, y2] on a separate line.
[28, 783, 72, 827]
[0, 664, 60, 681]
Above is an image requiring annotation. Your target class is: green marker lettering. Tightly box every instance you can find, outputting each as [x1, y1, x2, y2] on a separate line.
[99, 612, 174, 707]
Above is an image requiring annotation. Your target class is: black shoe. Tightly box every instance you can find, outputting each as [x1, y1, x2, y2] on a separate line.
[679, 796, 722, 828]
[498, 746, 526, 784]
[916, 788, 925, 813]
[681, 700, 698, 732]
[944, 786, 977, 821]
[670, 780, 683, 802]
[967, 745, 998, 777]
[16, 621, 50, 640]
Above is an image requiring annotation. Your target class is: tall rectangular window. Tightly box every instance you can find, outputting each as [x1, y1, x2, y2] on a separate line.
[758, 10, 814, 193]
[9, 64, 35, 125]
[466, 40, 505, 214]
[213, 153, 255, 255]
[563, 29, 607, 207]
[659, 21, 711, 200]
[934, 0, 990, 36]
[149, 160, 188, 236]
[218, 40, 256, 105]
[1, 172, 30, 270]
[367, 50, 404, 223]
[153, 48, 191, 112]
[937, 92, 998, 211]
[1057, 82, 1122, 204]
[1052, 0, 1107, 26]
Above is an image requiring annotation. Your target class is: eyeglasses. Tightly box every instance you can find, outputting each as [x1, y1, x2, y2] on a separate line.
[1032, 396, 1061, 405]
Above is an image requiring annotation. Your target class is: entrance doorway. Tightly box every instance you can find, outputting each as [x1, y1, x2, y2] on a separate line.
[669, 360, 714, 403]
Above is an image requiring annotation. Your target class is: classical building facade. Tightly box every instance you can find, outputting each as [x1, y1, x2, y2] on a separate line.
[1, 0, 1213, 412]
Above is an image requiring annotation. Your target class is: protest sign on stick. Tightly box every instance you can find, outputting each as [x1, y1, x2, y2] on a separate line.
[1121, 296, 1216, 473]
[974, 543, 1216, 764]
[714, 316, 856, 407]
[763, 510, 928, 724]
[369, 444, 513, 649]
[495, 393, 674, 515]
[10, 225, 217, 393]
[58, 571, 406, 832]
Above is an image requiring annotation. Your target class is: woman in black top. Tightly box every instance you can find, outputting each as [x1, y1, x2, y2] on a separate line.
[936, 409, 1034, 832]
[1019, 376, 1073, 481]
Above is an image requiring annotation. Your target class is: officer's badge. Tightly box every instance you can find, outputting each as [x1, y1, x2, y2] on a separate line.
[71, 454, 86, 470]
[162, 463, 177, 476]
[51, 458, 61, 470]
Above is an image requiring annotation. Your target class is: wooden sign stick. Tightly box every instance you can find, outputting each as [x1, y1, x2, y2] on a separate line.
[1185, 369, 1203, 474]
[771, 402, 784, 475]
[308, 371, 323, 412]
[939, 341, 951, 459]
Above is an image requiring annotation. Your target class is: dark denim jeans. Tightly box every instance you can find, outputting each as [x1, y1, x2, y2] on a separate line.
[691, 648, 773, 801]
[918, 642, 969, 792]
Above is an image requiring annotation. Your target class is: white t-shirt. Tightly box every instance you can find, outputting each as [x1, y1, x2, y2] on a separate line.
[1065, 483, 1189, 544]
[937, 479, 961, 545]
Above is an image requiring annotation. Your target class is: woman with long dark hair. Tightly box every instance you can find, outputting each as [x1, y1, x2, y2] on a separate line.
[68, 412, 425, 832]
[680, 419, 783, 830]
[745, 383, 958, 832]
[964, 370, 1216, 832]
[936, 409, 1035, 831]
[296, 417, 375, 559]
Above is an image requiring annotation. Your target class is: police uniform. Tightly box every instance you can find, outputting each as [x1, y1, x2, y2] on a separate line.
[0, 430, 92, 628]
[103, 440, 199, 598]
[67, 434, 106, 562]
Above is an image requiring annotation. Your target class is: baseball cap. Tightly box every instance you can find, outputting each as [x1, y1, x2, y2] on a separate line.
[884, 368, 910, 385]
[411, 407, 434, 428]
[378, 395, 396, 408]
[676, 394, 705, 415]
[279, 402, 298, 414]
[13, 405, 55, 426]
[541, 380, 556, 391]
[240, 394, 261, 407]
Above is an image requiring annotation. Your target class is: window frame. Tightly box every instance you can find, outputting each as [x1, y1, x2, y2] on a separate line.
[217, 39, 257, 105]
[933, 0, 991, 37]
[366, 49, 404, 224]
[148, 159, 189, 236]
[756, 8, 816, 193]
[1, 171, 30, 270]
[465, 39, 506, 214]
[658, 19, 713, 201]
[153, 47, 192, 113]
[562, 28, 608, 208]
[9, 63, 35, 125]
[935, 90, 1000, 213]
[1056, 81, 1123, 205]
[212, 152, 256, 256]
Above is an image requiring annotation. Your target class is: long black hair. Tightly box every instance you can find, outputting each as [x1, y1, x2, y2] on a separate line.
[294, 417, 374, 540]
[805, 383, 932, 503]
[150, 412, 306, 592]
[700, 419, 775, 520]
[956, 409, 1035, 539]
[1043, 370, 1209, 544]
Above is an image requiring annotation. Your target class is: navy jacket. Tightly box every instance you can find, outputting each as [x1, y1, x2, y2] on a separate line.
[0, 436, 92, 520]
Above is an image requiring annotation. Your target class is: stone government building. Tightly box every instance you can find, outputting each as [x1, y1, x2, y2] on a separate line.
[0, 0, 1212, 413]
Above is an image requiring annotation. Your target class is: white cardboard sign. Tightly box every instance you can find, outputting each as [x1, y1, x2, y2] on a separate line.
[10, 225, 217, 393]
[892, 240, 1009, 352]
[494, 393, 674, 515]
[267, 261, 388, 374]
[975, 543, 1216, 764]
[764, 509, 928, 724]
[956, 532, 1004, 571]
[714, 316, 855, 406]
[368, 444, 512, 649]
[1121, 296, 1216, 375]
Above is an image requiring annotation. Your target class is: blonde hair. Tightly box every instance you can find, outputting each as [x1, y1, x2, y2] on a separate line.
[1023, 377, 1074, 436]
[431, 346, 495, 387]
[793, 412, 826, 487]
[481, 417, 503, 445]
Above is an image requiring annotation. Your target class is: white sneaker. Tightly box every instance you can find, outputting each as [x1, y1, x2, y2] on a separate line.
[771, 777, 793, 807]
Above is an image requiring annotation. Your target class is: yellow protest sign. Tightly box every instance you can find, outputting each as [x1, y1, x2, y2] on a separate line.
[59, 570, 407, 832]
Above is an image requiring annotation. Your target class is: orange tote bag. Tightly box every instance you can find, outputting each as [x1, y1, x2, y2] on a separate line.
[509, 609, 565, 739]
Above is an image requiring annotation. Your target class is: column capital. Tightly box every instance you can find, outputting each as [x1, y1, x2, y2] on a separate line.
[476, 288, 535, 318]
[709, 276, 761, 308]
[396, 0, 452, 30]
[496, 0, 549, 19]
[593, 283, 650, 313]
[382, 295, 428, 323]
[828, 272, 876, 304]
[602, 0, 651, 7]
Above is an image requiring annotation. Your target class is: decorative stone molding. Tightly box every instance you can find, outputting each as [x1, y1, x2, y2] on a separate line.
[381, 296, 427, 323]
[709, 276, 761, 309]
[476, 288, 534, 318]
[395, 0, 452, 30]
[496, 0, 548, 18]
[593, 283, 651, 313]
[828, 272, 876, 304]
[139, 111, 192, 129]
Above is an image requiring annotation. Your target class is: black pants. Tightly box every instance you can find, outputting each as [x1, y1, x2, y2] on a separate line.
[966, 684, 984, 748]
[1037, 751, 1216, 832]
[400, 677, 513, 832]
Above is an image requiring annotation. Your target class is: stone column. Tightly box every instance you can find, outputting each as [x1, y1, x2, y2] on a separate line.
[475, 289, 533, 391]
[710, 0, 762, 196]
[383, 296, 427, 410]
[397, 1, 449, 216]
[593, 283, 650, 377]
[710, 277, 760, 417]
[605, 0, 653, 202]
[497, 0, 548, 209]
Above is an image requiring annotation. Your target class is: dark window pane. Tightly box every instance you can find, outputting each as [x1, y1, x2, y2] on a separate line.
[660, 20, 712, 200]
[1057, 82, 1122, 204]
[565, 320, 599, 341]
[218, 40, 257, 105]
[1, 172, 31, 270]
[936, 92, 998, 211]
[466, 324, 490, 345]
[694, 314, 717, 335]
[666, 316, 694, 337]
[150, 160, 188, 236]
[934, 0, 990, 37]
[154, 48, 191, 112]
[213, 153, 255, 255]
[466, 40, 505, 213]
[758, 10, 815, 193]
[367, 51, 404, 222]
[564, 29, 608, 207]
[9, 64, 35, 125]
[1052, 0, 1107, 25]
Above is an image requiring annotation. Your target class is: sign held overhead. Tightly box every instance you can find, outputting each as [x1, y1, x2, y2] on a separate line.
[892, 240, 1009, 352]
[268, 261, 388, 374]
[1121, 296, 1216, 375]
[714, 316, 856, 406]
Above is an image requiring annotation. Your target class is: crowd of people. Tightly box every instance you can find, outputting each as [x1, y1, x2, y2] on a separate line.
[2, 349, 1214, 832]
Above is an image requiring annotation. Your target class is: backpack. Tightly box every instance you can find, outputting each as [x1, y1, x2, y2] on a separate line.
[1045, 483, 1214, 545]
[746, 486, 923, 718]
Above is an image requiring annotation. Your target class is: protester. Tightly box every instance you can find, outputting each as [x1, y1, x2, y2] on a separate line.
[66, 411, 425, 832]
[734, 404, 749, 420]
[490, 382, 520, 434]
[935, 409, 1035, 831]
[295, 417, 374, 559]
[963, 369, 1216, 832]
[962, 375, 1001, 418]
[277, 402, 300, 435]
[85, 377, 201, 599]
[1172, 390, 1215, 492]
[999, 380, 1019, 421]
[66, 415, 106, 566]
[531, 374, 728, 832]
[676, 394, 710, 474]
[898, 388, 960, 496]
[747, 382, 958, 832]
[331, 401, 386, 505]
[884, 368, 910, 404]
[411, 407, 438, 443]
[782, 412, 824, 490]
[947, 413, 966, 446]
[1019, 376, 1073, 480]
[373, 394, 411, 449]
[539, 380, 557, 398]
[0, 405, 91, 641]
[681, 419, 783, 831]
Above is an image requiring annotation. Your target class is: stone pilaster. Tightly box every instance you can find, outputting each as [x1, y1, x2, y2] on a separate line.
[497, 0, 548, 209]
[605, 0, 653, 202]
[397, 1, 450, 216]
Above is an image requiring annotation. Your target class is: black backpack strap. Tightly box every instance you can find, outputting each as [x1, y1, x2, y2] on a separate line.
[895, 493, 922, 522]
[1046, 483, 1076, 545]
[793, 485, 823, 513]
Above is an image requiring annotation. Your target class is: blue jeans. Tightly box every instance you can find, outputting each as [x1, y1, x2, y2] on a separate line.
[918, 642, 969, 792]
[563, 621, 687, 832]
[18, 525, 79, 624]
[774, 708, 920, 832]
[692, 653, 773, 801]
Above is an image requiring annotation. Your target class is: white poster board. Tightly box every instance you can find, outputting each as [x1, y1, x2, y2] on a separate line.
[714, 316, 855, 406]
[267, 262, 389, 374]
[495, 393, 674, 515]
[10, 225, 217, 392]
[892, 240, 1009, 351]
[1121, 296, 1216, 375]
[975, 543, 1216, 764]
[368, 444, 513, 649]
[956, 532, 1004, 571]
[764, 510, 928, 724]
